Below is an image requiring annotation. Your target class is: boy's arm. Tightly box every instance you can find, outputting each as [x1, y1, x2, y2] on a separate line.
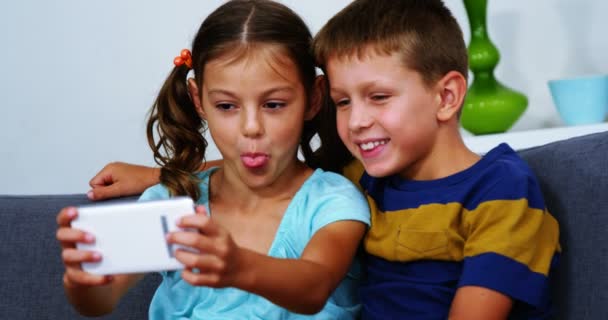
[88, 162, 160, 200]
[449, 286, 512, 320]
[88, 160, 223, 200]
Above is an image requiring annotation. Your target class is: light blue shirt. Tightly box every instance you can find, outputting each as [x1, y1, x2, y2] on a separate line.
[139, 168, 370, 319]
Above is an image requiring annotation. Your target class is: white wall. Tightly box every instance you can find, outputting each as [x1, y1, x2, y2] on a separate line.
[1, 0, 606, 195]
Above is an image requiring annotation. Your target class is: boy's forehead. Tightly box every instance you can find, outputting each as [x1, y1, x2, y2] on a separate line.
[325, 44, 403, 68]
[325, 47, 408, 79]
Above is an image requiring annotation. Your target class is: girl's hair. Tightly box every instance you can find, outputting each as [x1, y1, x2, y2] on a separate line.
[147, 0, 347, 201]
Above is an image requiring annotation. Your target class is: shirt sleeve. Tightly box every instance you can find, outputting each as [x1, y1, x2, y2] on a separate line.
[138, 184, 171, 202]
[459, 171, 560, 309]
[309, 173, 371, 235]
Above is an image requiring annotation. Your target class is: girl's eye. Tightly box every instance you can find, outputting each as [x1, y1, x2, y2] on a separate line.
[216, 103, 235, 110]
[264, 102, 286, 109]
[334, 99, 350, 108]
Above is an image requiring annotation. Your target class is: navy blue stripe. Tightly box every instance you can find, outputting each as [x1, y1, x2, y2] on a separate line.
[361, 256, 461, 319]
[361, 143, 546, 211]
[459, 252, 558, 309]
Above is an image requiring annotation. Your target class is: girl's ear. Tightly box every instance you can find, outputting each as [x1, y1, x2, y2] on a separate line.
[436, 71, 467, 122]
[305, 75, 326, 120]
[188, 78, 205, 119]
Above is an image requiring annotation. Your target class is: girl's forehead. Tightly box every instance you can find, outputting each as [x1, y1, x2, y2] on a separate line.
[207, 43, 296, 74]
[202, 44, 303, 90]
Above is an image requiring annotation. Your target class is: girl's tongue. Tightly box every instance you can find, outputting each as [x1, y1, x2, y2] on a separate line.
[241, 154, 269, 169]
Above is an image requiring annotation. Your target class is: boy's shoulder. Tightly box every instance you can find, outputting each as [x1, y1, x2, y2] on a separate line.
[464, 143, 546, 210]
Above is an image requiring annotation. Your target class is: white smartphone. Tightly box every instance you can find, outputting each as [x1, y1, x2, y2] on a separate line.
[72, 197, 196, 275]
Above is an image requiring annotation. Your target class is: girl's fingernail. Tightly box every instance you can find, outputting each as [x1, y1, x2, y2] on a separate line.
[84, 233, 95, 242]
[67, 208, 77, 218]
[92, 252, 101, 260]
[86, 191, 94, 200]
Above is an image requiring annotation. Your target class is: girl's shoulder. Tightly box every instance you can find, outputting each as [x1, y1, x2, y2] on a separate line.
[292, 169, 370, 230]
[303, 168, 362, 194]
[138, 167, 218, 203]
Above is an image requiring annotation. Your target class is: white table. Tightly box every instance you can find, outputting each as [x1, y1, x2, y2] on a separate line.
[463, 123, 608, 154]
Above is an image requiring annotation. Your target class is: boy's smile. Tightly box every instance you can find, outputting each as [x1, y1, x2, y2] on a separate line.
[326, 50, 443, 179]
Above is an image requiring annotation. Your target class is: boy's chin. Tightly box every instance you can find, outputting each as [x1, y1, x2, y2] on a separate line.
[359, 160, 400, 178]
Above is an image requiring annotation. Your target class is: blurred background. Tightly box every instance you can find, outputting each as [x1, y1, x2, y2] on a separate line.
[1, 0, 606, 194]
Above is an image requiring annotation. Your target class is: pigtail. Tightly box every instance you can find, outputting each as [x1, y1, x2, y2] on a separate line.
[146, 65, 208, 201]
[299, 90, 352, 173]
[312, 78, 353, 173]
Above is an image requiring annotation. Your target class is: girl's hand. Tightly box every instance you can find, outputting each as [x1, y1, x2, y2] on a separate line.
[167, 206, 244, 288]
[88, 162, 160, 201]
[56, 207, 113, 287]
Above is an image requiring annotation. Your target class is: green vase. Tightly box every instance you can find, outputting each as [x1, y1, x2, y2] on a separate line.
[461, 0, 528, 135]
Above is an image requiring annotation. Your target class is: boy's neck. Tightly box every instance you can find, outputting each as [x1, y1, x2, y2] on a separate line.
[399, 125, 480, 181]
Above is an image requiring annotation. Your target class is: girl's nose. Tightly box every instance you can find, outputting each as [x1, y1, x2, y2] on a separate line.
[241, 107, 264, 138]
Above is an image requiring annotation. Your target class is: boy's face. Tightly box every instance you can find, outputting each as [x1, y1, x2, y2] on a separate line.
[326, 51, 442, 179]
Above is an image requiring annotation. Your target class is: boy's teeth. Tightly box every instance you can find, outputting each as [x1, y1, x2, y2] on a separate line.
[360, 140, 386, 151]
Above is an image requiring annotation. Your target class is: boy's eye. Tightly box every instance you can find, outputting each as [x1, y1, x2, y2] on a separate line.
[264, 101, 286, 109]
[216, 103, 236, 110]
[371, 94, 390, 102]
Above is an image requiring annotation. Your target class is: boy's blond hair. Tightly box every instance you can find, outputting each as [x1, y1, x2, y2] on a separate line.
[313, 0, 468, 88]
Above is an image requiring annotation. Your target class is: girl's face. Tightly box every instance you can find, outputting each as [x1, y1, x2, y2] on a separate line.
[193, 47, 316, 189]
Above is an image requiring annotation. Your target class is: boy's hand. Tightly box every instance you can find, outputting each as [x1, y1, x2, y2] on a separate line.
[167, 206, 245, 288]
[88, 162, 160, 201]
[56, 207, 113, 287]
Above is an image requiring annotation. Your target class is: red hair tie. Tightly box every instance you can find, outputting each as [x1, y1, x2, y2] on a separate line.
[173, 49, 192, 69]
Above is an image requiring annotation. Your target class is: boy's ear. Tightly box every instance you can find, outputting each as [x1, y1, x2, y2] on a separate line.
[305, 75, 326, 120]
[435, 71, 467, 122]
[188, 78, 205, 119]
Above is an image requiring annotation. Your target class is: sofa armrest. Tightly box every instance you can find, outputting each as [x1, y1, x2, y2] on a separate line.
[519, 131, 608, 319]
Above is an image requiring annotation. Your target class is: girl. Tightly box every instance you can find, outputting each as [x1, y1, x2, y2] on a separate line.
[56, 1, 369, 319]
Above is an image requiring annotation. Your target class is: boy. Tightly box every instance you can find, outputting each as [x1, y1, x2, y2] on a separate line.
[88, 0, 560, 318]
[312, 0, 560, 319]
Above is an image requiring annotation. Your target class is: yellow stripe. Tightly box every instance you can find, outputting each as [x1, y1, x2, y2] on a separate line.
[364, 199, 560, 275]
[342, 159, 365, 191]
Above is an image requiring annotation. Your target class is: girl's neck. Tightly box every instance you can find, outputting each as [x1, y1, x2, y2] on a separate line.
[209, 161, 313, 214]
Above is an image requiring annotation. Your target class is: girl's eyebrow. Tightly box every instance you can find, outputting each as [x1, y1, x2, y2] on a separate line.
[208, 86, 295, 97]
[207, 89, 238, 98]
[260, 86, 295, 96]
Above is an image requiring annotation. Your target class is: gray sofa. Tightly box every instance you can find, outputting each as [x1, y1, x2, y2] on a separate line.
[1, 131, 607, 319]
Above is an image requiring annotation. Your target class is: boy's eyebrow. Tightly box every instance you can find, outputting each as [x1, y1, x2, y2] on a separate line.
[330, 80, 384, 96]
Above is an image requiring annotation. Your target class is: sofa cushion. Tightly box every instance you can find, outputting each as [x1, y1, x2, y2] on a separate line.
[519, 131, 608, 320]
[0, 194, 160, 319]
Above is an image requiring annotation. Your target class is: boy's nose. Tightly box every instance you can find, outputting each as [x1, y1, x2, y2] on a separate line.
[241, 108, 264, 138]
[347, 101, 373, 132]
